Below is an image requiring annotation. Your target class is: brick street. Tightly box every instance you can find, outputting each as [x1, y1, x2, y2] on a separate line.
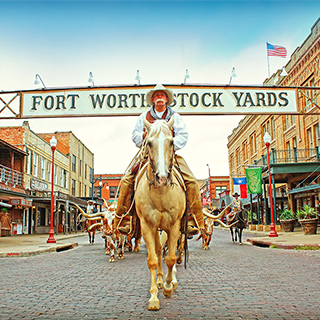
[0, 229, 319, 320]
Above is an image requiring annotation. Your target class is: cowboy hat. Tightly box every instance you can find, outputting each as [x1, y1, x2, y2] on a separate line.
[233, 192, 240, 197]
[87, 199, 95, 204]
[146, 84, 174, 106]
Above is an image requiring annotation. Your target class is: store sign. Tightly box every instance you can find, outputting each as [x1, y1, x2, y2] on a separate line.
[20, 85, 299, 118]
[10, 198, 32, 207]
[30, 178, 48, 191]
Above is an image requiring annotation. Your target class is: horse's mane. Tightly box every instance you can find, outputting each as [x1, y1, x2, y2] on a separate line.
[149, 120, 171, 136]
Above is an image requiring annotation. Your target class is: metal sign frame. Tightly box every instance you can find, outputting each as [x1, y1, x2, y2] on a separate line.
[0, 84, 320, 119]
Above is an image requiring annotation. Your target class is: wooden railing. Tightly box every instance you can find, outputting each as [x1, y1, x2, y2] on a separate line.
[0, 163, 24, 187]
[255, 147, 320, 166]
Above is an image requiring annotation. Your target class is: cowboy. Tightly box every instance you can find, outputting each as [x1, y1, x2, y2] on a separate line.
[227, 192, 241, 224]
[115, 84, 205, 235]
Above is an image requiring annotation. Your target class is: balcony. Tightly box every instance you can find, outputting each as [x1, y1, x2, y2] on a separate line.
[255, 147, 320, 167]
[0, 163, 24, 188]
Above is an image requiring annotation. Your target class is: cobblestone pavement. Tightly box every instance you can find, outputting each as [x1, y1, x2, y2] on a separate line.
[0, 229, 319, 320]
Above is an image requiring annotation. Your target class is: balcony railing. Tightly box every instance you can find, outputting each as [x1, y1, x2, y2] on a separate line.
[0, 163, 24, 187]
[255, 147, 320, 167]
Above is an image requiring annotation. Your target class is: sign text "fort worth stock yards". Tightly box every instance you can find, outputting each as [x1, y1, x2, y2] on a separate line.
[21, 85, 299, 118]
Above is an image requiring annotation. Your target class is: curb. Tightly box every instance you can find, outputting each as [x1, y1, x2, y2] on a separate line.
[0, 242, 78, 258]
[247, 237, 320, 249]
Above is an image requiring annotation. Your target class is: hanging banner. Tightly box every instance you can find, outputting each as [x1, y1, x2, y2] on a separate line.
[14, 84, 300, 118]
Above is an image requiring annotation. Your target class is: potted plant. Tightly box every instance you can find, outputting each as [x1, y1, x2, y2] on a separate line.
[296, 205, 319, 235]
[279, 209, 296, 232]
[247, 210, 258, 230]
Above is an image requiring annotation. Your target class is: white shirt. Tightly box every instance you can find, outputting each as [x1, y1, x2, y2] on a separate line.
[132, 110, 188, 151]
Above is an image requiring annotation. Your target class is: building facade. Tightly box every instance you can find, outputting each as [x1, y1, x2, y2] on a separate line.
[227, 18, 320, 224]
[0, 122, 93, 235]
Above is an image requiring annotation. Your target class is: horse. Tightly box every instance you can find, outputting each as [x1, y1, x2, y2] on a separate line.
[134, 118, 186, 311]
[227, 209, 247, 245]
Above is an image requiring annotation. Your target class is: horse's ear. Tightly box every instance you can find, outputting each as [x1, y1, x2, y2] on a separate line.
[167, 116, 174, 130]
[143, 117, 151, 132]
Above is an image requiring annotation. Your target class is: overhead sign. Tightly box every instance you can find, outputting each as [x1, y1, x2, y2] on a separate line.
[16, 85, 300, 118]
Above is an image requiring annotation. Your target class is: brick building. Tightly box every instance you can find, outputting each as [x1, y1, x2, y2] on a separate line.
[0, 121, 93, 235]
[227, 18, 320, 224]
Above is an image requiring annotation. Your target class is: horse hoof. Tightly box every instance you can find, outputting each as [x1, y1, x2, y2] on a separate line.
[172, 281, 178, 290]
[148, 299, 160, 311]
[176, 258, 182, 265]
[157, 281, 164, 289]
[109, 257, 115, 262]
[232, 241, 235, 244]
[239, 243, 243, 245]
[163, 284, 173, 297]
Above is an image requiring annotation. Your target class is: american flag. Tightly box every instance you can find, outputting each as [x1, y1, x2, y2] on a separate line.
[267, 42, 287, 58]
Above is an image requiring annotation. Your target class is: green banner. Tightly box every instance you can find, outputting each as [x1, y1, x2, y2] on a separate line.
[245, 168, 262, 194]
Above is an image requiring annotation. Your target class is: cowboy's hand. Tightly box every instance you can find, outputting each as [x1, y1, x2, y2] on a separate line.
[143, 131, 147, 140]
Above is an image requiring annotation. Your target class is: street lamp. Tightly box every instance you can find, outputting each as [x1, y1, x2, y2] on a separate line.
[229, 67, 237, 85]
[88, 72, 94, 87]
[47, 135, 57, 243]
[98, 180, 109, 198]
[263, 132, 278, 237]
[135, 70, 141, 85]
[206, 164, 211, 202]
[34, 74, 46, 88]
[184, 69, 190, 84]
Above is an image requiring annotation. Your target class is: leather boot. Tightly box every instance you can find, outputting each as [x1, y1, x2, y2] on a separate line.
[186, 183, 205, 231]
[114, 172, 134, 232]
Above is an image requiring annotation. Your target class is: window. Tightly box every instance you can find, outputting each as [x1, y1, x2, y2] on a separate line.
[109, 186, 116, 198]
[60, 168, 63, 186]
[79, 182, 82, 197]
[216, 186, 227, 198]
[314, 124, 319, 147]
[250, 133, 256, 154]
[236, 148, 240, 168]
[37, 207, 46, 226]
[62, 169, 68, 189]
[33, 153, 38, 177]
[286, 141, 291, 150]
[71, 179, 76, 196]
[229, 154, 234, 171]
[25, 148, 29, 173]
[293, 137, 297, 148]
[48, 161, 52, 182]
[41, 157, 46, 180]
[72, 155, 76, 172]
[79, 160, 82, 176]
[27, 150, 33, 174]
[242, 141, 248, 161]
[85, 164, 87, 179]
[307, 128, 313, 149]
[54, 164, 58, 184]
[89, 167, 93, 180]
[271, 117, 276, 138]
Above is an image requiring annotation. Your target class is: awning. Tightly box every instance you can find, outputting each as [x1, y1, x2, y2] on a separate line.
[0, 201, 12, 208]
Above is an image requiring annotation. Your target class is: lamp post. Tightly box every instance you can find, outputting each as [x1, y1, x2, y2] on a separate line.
[47, 136, 57, 243]
[229, 67, 237, 85]
[206, 164, 211, 203]
[135, 70, 141, 85]
[88, 72, 94, 87]
[34, 74, 46, 88]
[263, 132, 278, 237]
[98, 180, 109, 198]
[184, 69, 190, 84]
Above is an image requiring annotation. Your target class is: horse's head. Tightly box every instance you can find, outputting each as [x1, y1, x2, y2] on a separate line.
[143, 117, 175, 187]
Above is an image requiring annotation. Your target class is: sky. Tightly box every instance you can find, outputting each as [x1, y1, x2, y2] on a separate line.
[0, 1, 320, 179]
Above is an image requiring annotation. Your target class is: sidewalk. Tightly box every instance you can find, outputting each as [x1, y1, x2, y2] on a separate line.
[215, 225, 320, 249]
[1, 228, 320, 258]
[0, 232, 85, 257]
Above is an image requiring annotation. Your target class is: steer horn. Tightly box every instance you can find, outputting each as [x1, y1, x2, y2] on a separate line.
[202, 202, 233, 220]
[88, 221, 103, 231]
[72, 202, 105, 219]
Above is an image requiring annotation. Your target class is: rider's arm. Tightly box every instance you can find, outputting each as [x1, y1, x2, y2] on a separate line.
[173, 113, 188, 151]
[132, 113, 146, 148]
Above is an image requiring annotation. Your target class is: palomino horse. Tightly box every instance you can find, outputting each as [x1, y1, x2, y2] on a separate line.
[134, 118, 186, 311]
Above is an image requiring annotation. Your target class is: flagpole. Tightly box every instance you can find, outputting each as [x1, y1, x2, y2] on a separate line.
[266, 42, 270, 78]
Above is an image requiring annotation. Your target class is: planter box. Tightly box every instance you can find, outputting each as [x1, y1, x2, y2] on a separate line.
[256, 225, 263, 231]
[299, 218, 318, 235]
[263, 225, 271, 232]
[280, 219, 295, 232]
[249, 224, 256, 230]
[275, 225, 281, 232]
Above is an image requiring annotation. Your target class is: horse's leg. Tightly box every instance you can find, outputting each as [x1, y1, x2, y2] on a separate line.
[172, 263, 178, 290]
[127, 234, 133, 252]
[141, 224, 160, 311]
[118, 235, 125, 259]
[163, 224, 180, 298]
[176, 235, 184, 265]
[239, 228, 243, 245]
[92, 230, 95, 244]
[230, 228, 235, 243]
[155, 231, 164, 289]
[88, 232, 92, 244]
